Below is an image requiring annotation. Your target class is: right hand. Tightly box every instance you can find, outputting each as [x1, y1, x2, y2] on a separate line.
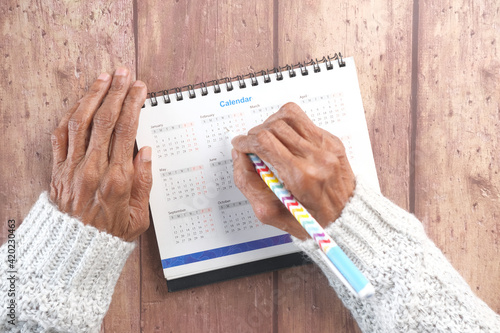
[231, 102, 356, 240]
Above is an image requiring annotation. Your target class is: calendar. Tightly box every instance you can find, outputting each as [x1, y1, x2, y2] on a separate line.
[136, 56, 379, 289]
[219, 200, 263, 234]
[170, 208, 215, 244]
[152, 122, 198, 158]
[203, 113, 247, 149]
[160, 165, 206, 202]
[209, 159, 235, 192]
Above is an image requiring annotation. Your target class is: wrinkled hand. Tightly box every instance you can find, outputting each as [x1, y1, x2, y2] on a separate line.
[49, 68, 152, 241]
[231, 102, 356, 240]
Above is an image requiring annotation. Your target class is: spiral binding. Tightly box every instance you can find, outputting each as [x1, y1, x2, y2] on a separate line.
[144, 53, 345, 108]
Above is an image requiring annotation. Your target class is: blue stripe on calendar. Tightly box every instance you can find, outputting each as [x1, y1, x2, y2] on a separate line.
[162, 234, 293, 269]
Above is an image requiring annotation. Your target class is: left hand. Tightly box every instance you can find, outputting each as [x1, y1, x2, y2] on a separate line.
[49, 68, 152, 241]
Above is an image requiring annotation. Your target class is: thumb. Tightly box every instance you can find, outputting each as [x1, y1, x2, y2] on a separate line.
[129, 146, 153, 236]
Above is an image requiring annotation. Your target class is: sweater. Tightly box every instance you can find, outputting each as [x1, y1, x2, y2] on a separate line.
[0, 193, 135, 332]
[292, 179, 500, 332]
[1, 181, 499, 332]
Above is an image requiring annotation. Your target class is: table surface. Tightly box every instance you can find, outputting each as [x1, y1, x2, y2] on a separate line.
[1, 0, 499, 332]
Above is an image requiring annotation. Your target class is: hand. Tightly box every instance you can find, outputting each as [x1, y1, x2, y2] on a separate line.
[49, 68, 152, 241]
[231, 102, 356, 240]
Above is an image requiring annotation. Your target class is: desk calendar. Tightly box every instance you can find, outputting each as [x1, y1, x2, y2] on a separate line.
[136, 56, 379, 291]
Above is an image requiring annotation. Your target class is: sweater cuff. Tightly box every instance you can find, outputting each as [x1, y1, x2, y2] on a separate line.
[14, 192, 135, 331]
[292, 177, 426, 278]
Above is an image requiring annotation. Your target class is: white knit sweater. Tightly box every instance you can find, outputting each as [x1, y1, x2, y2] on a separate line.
[1, 181, 499, 332]
[0, 193, 135, 332]
[292, 180, 500, 332]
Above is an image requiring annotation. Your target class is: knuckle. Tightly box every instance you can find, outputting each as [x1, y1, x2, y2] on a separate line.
[81, 165, 100, 185]
[68, 117, 87, 133]
[108, 165, 134, 189]
[51, 130, 64, 148]
[114, 119, 136, 138]
[92, 112, 115, 131]
[83, 85, 106, 103]
[303, 164, 322, 182]
[51, 126, 63, 138]
[128, 85, 147, 104]
[89, 80, 106, 95]
[255, 130, 273, 146]
[270, 119, 286, 131]
[108, 78, 128, 93]
[102, 176, 127, 196]
[112, 176, 130, 192]
[324, 152, 342, 168]
[252, 202, 271, 222]
[281, 102, 301, 116]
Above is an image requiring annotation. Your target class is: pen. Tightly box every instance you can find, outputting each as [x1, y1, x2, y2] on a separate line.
[227, 130, 375, 298]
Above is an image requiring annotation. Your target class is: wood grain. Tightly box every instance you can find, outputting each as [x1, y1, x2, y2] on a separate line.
[2, 0, 499, 331]
[276, 0, 414, 331]
[416, 0, 500, 313]
[136, 1, 276, 332]
[0, 1, 139, 332]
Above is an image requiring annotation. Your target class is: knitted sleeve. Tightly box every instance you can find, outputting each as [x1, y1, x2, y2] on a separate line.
[0, 192, 136, 333]
[292, 178, 500, 332]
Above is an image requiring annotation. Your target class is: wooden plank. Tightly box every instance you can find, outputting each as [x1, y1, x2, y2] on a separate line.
[416, 0, 500, 313]
[136, 1, 276, 331]
[104, 248, 142, 332]
[277, 1, 414, 331]
[0, 1, 139, 331]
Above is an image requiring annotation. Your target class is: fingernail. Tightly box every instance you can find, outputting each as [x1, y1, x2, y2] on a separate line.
[231, 149, 238, 161]
[115, 67, 129, 76]
[133, 80, 145, 87]
[98, 72, 111, 81]
[141, 146, 152, 162]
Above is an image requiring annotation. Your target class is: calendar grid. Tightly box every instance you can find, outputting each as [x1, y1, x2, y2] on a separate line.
[161, 165, 207, 202]
[219, 200, 263, 234]
[210, 159, 235, 192]
[170, 208, 215, 244]
[153, 122, 199, 158]
[203, 113, 247, 148]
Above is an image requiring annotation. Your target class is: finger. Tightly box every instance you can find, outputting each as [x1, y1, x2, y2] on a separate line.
[258, 119, 314, 158]
[86, 67, 131, 162]
[128, 146, 153, 240]
[232, 149, 309, 239]
[231, 129, 295, 177]
[267, 102, 320, 142]
[51, 101, 80, 167]
[109, 80, 147, 165]
[232, 148, 273, 200]
[246, 103, 314, 141]
[67, 72, 112, 162]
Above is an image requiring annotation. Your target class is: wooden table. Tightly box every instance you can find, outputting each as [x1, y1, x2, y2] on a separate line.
[1, 0, 499, 332]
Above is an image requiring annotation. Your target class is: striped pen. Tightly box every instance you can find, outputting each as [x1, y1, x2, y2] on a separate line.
[228, 128, 374, 298]
[247, 153, 375, 298]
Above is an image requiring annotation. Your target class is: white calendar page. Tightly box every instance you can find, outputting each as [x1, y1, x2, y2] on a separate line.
[136, 57, 379, 281]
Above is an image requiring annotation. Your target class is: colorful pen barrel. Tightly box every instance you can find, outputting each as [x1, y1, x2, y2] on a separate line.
[248, 153, 375, 298]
